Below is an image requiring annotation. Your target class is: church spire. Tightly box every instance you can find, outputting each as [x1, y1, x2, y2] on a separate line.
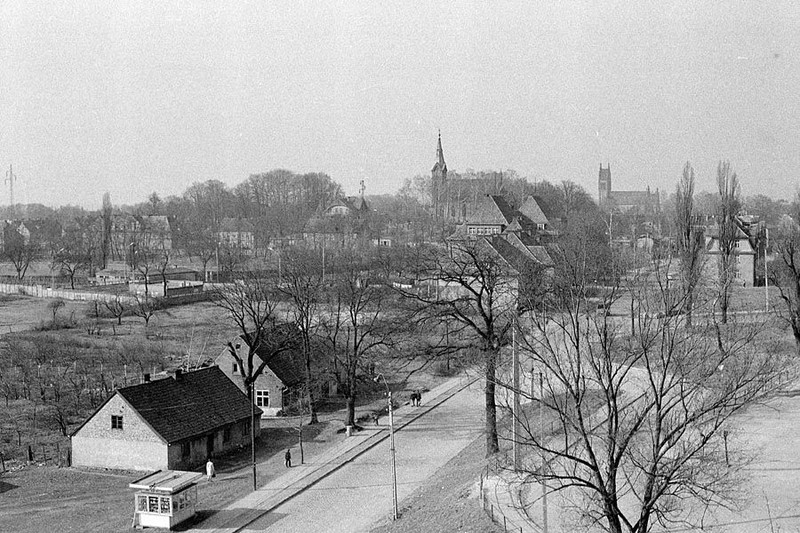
[436, 130, 446, 168]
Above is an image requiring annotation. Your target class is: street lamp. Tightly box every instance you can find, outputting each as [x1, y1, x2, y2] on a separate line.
[374, 372, 398, 520]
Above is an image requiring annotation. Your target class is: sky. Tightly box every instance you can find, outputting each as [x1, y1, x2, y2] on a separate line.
[2, 1, 800, 209]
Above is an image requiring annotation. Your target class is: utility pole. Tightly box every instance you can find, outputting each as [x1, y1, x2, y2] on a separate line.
[374, 373, 398, 520]
[764, 227, 769, 312]
[540, 371, 548, 533]
[5, 164, 17, 218]
[512, 326, 520, 471]
[251, 381, 257, 491]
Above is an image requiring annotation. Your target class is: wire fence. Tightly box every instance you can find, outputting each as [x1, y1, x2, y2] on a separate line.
[479, 465, 533, 533]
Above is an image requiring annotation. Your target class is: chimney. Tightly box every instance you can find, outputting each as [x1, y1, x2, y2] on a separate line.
[174, 369, 182, 380]
[142, 373, 151, 383]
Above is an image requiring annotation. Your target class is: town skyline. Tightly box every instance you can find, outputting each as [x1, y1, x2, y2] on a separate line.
[3, 2, 800, 209]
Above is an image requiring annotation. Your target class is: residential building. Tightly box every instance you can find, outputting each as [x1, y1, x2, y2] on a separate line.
[704, 221, 757, 287]
[71, 367, 260, 471]
[216, 331, 306, 417]
[218, 218, 256, 252]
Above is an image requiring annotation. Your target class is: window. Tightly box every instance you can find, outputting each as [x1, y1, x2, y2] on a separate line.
[256, 390, 269, 408]
[232, 363, 238, 374]
[223, 427, 231, 443]
[111, 415, 123, 430]
[242, 419, 251, 437]
[181, 442, 190, 458]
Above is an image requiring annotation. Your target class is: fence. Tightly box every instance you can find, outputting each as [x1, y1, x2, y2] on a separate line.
[479, 465, 534, 533]
[0, 282, 210, 306]
[1, 441, 71, 471]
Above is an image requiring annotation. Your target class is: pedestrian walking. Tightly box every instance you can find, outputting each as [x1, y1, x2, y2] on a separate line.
[372, 413, 380, 425]
[417, 389, 423, 406]
[205, 458, 215, 481]
[284, 448, 292, 468]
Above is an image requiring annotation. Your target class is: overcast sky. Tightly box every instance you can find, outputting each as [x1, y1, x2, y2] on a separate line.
[2, 1, 799, 209]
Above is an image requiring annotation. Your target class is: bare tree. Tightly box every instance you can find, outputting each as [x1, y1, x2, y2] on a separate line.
[716, 161, 741, 324]
[675, 162, 706, 326]
[211, 271, 298, 491]
[508, 273, 791, 533]
[102, 295, 127, 326]
[771, 214, 800, 348]
[321, 249, 398, 429]
[398, 238, 532, 455]
[279, 247, 324, 424]
[131, 294, 162, 329]
[52, 236, 92, 289]
[101, 192, 113, 269]
[4, 239, 39, 280]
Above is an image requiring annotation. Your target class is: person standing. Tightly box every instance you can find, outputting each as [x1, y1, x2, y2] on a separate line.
[284, 448, 292, 468]
[205, 458, 215, 481]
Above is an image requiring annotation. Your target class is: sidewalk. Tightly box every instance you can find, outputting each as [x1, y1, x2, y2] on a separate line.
[188, 373, 477, 533]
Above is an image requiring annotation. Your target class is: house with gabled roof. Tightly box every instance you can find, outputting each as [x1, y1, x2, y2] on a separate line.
[71, 366, 260, 471]
[703, 220, 757, 287]
[447, 194, 551, 242]
[218, 217, 256, 252]
[216, 332, 308, 417]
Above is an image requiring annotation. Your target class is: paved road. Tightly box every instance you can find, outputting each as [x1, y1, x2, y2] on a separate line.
[239, 380, 485, 533]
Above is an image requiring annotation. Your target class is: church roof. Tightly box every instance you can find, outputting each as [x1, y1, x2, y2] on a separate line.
[609, 190, 659, 207]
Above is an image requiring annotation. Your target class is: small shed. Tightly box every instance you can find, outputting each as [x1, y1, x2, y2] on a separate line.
[130, 470, 203, 530]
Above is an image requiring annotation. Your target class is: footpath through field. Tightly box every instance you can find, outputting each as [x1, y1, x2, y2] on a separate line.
[188, 372, 483, 533]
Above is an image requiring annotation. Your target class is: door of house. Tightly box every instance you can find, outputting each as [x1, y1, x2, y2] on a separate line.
[206, 434, 214, 457]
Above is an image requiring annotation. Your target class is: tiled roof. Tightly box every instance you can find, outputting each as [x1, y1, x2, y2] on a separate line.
[466, 195, 516, 226]
[518, 196, 549, 226]
[116, 366, 259, 444]
[220, 217, 255, 233]
[240, 324, 306, 387]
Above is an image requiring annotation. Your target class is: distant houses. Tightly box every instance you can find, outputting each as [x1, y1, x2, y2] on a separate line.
[71, 367, 260, 471]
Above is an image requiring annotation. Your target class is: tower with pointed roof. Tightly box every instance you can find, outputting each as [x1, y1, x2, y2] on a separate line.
[431, 132, 448, 218]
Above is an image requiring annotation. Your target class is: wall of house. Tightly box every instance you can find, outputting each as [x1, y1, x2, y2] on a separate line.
[217, 351, 286, 417]
[72, 394, 168, 471]
[167, 418, 260, 470]
[704, 251, 756, 288]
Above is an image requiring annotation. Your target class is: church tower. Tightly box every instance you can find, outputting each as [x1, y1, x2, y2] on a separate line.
[431, 132, 448, 217]
[598, 163, 612, 207]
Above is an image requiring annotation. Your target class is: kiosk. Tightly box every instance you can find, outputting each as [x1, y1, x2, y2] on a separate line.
[129, 470, 203, 530]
